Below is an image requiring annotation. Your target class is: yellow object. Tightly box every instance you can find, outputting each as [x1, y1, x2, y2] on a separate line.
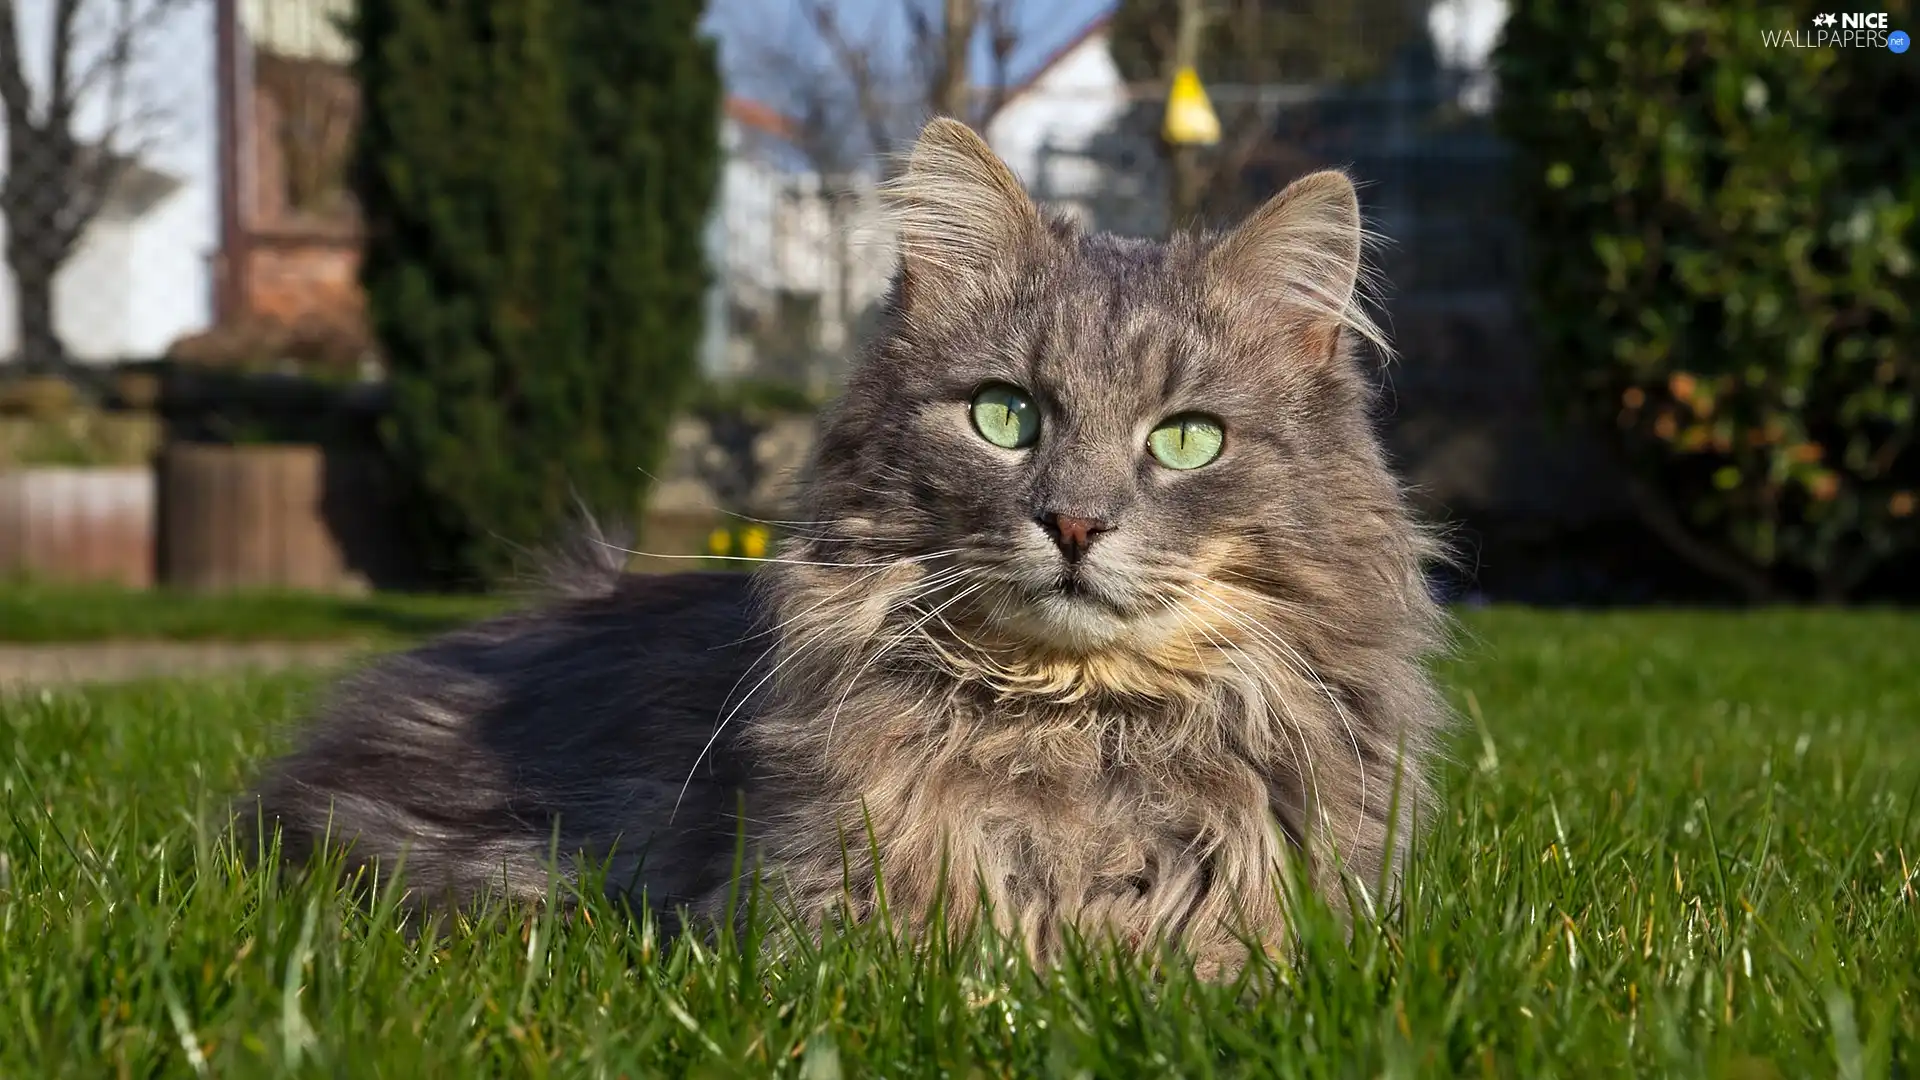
[739, 526, 769, 560]
[1163, 66, 1220, 147]
[707, 528, 732, 556]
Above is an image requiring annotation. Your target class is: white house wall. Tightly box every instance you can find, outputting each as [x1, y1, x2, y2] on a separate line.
[985, 33, 1132, 222]
[706, 117, 897, 379]
[241, 0, 353, 61]
[50, 219, 136, 360]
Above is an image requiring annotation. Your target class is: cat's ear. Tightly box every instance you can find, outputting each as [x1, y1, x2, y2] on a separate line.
[883, 117, 1050, 310]
[1206, 170, 1389, 362]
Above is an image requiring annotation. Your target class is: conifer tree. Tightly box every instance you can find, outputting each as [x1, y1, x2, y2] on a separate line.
[355, 0, 722, 585]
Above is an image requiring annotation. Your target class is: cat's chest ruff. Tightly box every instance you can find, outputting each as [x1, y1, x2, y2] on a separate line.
[889, 688, 1258, 846]
[937, 680, 1242, 782]
[889, 694, 1283, 929]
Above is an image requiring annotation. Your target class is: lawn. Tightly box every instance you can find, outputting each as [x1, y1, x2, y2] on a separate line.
[2, 607, 1916, 1076]
[0, 583, 510, 643]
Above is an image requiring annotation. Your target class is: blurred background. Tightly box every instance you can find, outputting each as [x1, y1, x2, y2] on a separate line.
[0, 0, 1913, 606]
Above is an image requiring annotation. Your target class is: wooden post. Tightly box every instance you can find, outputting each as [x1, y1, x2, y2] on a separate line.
[160, 444, 361, 593]
[0, 467, 155, 587]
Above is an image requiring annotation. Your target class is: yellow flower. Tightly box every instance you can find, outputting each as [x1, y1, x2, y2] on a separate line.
[707, 528, 732, 556]
[740, 526, 769, 560]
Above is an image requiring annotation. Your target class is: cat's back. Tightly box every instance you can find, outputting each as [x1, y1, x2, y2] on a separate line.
[249, 570, 765, 909]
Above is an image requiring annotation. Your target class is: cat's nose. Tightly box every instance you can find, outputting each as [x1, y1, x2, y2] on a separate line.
[1039, 512, 1113, 562]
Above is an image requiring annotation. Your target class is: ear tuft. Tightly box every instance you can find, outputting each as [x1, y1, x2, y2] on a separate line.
[881, 118, 1048, 307]
[1208, 170, 1391, 361]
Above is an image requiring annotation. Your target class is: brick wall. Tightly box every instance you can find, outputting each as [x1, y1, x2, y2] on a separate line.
[234, 50, 366, 334]
[244, 234, 362, 329]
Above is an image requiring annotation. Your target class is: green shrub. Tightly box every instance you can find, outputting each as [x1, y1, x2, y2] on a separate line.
[1496, 1, 1919, 601]
[354, 0, 721, 586]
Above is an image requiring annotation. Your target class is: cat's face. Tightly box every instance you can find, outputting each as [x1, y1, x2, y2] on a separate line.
[799, 120, 1400, 658]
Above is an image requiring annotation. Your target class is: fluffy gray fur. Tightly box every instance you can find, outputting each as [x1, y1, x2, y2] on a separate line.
[248, 118, 1451, 974]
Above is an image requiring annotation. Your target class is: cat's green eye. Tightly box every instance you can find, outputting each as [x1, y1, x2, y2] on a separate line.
[1148, 414, 1226, 470]
[970, 384, 1041, 449]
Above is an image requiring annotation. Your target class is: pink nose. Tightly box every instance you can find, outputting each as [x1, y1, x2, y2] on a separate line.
[1042, 513, 1112, 562]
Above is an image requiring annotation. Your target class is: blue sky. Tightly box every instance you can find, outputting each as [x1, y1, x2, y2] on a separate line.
[702, 0, 1119, 106]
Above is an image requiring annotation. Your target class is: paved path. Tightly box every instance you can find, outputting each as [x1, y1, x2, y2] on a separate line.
[0, 641, 371, 691]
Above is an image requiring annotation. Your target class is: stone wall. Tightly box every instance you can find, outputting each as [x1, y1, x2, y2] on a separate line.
[649, 411, 819, 521]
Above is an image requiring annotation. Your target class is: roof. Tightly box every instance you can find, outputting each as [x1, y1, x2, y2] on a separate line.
[242, 0, 353, 62]
[987, 13, 1115, 113]
[725, 96, 797, 141]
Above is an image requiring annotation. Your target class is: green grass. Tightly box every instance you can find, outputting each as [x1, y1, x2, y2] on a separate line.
[0, 583, 510, 643]
[2, 608, 1916, 1076]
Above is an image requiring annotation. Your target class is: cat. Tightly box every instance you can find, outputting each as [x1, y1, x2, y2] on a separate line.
[246, 117, 1452, 975]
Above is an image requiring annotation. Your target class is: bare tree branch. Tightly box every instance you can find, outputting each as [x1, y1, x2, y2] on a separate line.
[934, 0, 973, 119]
[738, 0, 1029, 174]
[978, 0, 1018, 120]
[794, 0, 903, 169]
[50, 0, 81, 128]
[1, 0, 199, 371]
[66, 0, 194, 113]
[0, 0, 36, 128]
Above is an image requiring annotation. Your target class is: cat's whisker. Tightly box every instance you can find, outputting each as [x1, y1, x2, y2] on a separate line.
[711, 556, 972, 729]
[697, 569, 913, 798]
[1190, 579, 1368, 776]
[1177, 581, 1370, 860]
[1202, 580, 1376, 827]
[776, 533, 925, 547]
[1155, 594, 1207, 669]
[706, 565, 902, 747]
[673, 613, 855, 823]
[600, 544, 949, 570]
[1162, 587, 1321, 807]
[738, 561, 975, 787]
[1149, 595, 1223, 773]
[1202, 569, 1347, 635]
[824, 574, 989, 755]
[906, 590, 999, 660]
[714, 549, 968, 650]
[624, 464, 928, 545]
[772, 514, 944, 547]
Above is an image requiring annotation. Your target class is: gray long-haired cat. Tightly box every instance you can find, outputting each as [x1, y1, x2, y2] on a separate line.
[249, 118, 1450, 974]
